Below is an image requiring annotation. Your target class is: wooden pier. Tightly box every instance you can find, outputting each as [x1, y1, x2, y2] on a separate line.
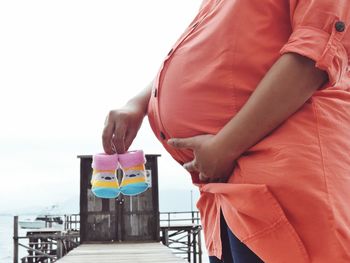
[56, 242, 186, 263]
[13, 215, 80, 263]
[160, 212, 202, 263]
[13, 154, 203, 263]
[14, 211, 202, 263]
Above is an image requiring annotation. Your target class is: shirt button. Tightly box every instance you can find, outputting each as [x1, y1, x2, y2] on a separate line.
[160, 132, 166, 140]
[192, 22, 199, 29]
[153, 89, 157, 97]
[167, 48, 173, 56]
[335, 21, 345, 32]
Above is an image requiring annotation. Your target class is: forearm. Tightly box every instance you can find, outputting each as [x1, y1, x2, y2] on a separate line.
[215, 53, 328, 159]
[124, 80, 153, 116]
[103, 80, 154, 154]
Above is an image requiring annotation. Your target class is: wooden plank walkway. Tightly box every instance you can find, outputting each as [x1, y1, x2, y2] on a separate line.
[57, 242, 187, 263]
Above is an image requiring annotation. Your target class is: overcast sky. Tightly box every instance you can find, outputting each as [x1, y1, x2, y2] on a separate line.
[0, 0, 203, 212]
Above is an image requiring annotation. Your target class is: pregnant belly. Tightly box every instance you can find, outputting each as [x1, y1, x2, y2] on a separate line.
[158, 54, 237, 138]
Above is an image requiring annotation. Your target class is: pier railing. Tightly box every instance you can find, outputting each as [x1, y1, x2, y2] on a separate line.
[13, 214, 80, 263]
[160, 211, 201, 226]
[160, 211, 202, 263]
[14, 212, 201, 263]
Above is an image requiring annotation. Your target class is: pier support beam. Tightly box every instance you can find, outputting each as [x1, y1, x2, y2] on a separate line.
[13, 216, 18, 263]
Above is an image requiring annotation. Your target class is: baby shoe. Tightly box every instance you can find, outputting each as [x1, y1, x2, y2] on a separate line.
[118, 150, 149, 196]
[91, 153, 120, 199]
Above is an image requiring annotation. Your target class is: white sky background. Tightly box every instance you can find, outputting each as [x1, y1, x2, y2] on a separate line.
[0, 0, 203, 212]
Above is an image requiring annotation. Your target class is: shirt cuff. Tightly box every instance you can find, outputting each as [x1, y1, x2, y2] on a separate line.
[280, 26, 348, 86]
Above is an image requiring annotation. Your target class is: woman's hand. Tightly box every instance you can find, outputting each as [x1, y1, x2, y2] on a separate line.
[168, 134, 236, 182]
[102, 83, 153, 154]
[102, 105, 146, 154]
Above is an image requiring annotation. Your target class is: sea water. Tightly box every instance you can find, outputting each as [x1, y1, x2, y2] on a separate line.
[0, 216, 15, 263]
[0, 215, 31, 263]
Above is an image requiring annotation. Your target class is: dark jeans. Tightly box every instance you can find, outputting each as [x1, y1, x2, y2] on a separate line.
[209, 213, 264, 263]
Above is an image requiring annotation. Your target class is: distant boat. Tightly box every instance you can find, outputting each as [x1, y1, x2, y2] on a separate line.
[19, 205, 64, 230]
[19, 215, 64, 229]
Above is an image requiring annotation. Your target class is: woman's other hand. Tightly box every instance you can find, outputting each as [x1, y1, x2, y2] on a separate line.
[168, 134, 236, 183]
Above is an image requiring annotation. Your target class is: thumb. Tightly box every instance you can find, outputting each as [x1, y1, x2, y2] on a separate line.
[168, 137, 197, 149]
[183, 160, 198, 172]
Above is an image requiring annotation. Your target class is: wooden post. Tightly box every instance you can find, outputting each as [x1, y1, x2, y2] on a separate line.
[57, 234, 63, 259]
[75, 214, 78, 230]
[148, 155, 161, 242]
[29, 236, 36, 263]
[198, 229, 202, 263]
[193, 230, 197, 263]
[188, 230, 191, 262]
[163, 229, 169, 246]
[161, 229, 165, 245]
[13, 216, 18, 263]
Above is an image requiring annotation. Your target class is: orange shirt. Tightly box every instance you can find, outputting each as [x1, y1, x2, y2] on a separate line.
[148, 0, 350, 262]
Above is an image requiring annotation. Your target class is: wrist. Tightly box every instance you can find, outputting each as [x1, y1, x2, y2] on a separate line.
[125, 98, 148, 117]
[125, 82, 153, 117]
[213, 132, 242, 161]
